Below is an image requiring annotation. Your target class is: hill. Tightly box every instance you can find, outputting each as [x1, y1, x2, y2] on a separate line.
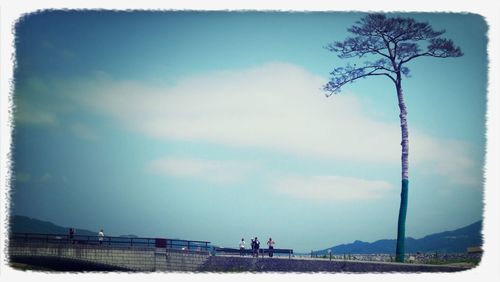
[9, 215, 97, 236]
[317, 220, 482, 255]
[10, 215, 482, 254]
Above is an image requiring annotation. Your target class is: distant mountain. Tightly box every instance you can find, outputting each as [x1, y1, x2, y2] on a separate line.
[11, 215, 482, 255]
[10, 215, 97, 236]
[119, 234, 139, 238]
[10, 215, 145, 238]
[317, 220, 482, 255]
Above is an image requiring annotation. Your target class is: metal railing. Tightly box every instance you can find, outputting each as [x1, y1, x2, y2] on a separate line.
[214, 247, 294, 258]
[306, 252, 482, 264]
[10, 232, 211, 252]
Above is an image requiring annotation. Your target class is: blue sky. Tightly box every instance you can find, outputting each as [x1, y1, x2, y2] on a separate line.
[10, 11, 486, 252]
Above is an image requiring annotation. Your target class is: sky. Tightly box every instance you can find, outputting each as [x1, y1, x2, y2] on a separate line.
[9, 11, 486, 252]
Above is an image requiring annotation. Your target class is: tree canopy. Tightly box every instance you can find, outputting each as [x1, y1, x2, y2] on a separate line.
[323, 13, 463, 95]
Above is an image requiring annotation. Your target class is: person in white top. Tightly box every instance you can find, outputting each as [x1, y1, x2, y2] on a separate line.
[98, 229, 104, 245]
[267, 237, 275, 257]
[239, 238, 245, 256]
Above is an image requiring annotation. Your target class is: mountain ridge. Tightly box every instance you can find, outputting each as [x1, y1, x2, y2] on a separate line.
[10, 215, 482, 254]
[316, 220, 482, 255]
[9, 215, 97, 236]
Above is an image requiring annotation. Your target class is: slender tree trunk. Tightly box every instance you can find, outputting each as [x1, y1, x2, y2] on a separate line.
[395, 79, 409, 263]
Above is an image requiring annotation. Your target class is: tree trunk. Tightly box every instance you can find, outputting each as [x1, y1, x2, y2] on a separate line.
[395, 81, 409, 263]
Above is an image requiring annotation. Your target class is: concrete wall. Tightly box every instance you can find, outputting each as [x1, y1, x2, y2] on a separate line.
[154, 248, 210, 272]
[199, 256, 471, 273]
[9, 242, 209, 272]
[9, 242, 471, 273]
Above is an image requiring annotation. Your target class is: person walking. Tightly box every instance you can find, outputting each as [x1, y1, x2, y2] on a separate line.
[239, 238, 245, 256]
[98, 229, 105, 245]
[267, 237, 275, 257]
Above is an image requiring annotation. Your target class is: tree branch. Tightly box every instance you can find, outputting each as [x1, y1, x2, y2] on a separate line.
[326, 36, 391, 60]
[325, 14, 463, 96]
[399, 52, 429, 65]
[324, 65, 396, 96]
[399, 38, 463, 66]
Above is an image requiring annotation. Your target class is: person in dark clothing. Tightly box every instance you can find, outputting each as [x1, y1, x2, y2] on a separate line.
[254, 237, 260, 258]
[69, 228, 75, 244]
[251, 238, 256, 257]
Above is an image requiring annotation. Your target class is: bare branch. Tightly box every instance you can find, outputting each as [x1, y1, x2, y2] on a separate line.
[323, 63, 396, 96]
[399, 38, 463, 66]
[399, 52, 429, 65]
[326, 36, 391, 59]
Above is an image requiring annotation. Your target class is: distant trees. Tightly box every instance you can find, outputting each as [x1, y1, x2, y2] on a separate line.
[323, 13, 463, 262]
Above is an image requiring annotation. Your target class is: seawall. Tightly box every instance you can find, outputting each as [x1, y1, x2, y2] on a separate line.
[199, 256, 470, 273]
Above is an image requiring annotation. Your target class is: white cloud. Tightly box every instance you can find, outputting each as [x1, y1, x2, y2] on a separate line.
[273, 175, 394, 201]
[15, 172, 31, 183]
[39, 173, 52, 182]
[416, 136, 482, 186]
[14, 172, 56, 184]
[149, 157, 254, 184]
[15, 104, 57, 126]
[81, 62, 401, 162]
[69, 123, 100, 141]
[74, 62, 479, 186]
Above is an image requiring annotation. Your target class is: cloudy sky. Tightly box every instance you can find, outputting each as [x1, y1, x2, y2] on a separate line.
[10, 11, 486, 252]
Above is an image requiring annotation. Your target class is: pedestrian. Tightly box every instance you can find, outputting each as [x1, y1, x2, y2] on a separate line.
[239, 238, 245, 256]
[98, 229, 104, 245]
[254, 237, 260, 258]
[267, 237, 275, 257]
[250, 238, 256, 257]
[69, 228, 75, 244]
